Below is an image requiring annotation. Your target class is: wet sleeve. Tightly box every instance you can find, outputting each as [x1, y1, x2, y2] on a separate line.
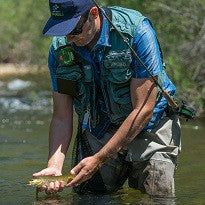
[48, 45, 58, 92]
[131, 18, 163, 78]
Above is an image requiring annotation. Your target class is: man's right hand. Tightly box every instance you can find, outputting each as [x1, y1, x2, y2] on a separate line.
[33, 167, 65, 194]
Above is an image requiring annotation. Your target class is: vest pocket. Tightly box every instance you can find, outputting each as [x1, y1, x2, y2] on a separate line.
[104, 50, 133, 84]
[103, 80, 133, 124]
[110, 81, 133, 113]
[102, 50, 134, 123]
[56, 65, 83, 81]
[110, 81, 130, 104]
[103, 50, 133, 104]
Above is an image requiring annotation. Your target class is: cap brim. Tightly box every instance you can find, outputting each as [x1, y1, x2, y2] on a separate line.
[42, 16, 81, 36]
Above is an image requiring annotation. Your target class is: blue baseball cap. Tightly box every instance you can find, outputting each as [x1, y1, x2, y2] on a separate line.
[43, 0, 95, 36]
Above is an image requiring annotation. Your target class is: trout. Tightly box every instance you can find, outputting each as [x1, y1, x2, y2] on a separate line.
[28, 173, 75, 187]
[28, 173, 76, 198]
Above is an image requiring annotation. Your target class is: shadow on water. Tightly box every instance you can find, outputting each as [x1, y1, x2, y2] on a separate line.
[0, 72, 205, 204]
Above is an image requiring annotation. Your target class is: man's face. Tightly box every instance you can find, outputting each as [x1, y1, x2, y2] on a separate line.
[66, 10, 99, 47]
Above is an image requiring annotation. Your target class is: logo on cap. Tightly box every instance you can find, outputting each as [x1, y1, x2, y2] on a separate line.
[51, 3, 64, 17]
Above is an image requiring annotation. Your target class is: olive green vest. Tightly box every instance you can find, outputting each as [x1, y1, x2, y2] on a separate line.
[51, 7, 163, 126]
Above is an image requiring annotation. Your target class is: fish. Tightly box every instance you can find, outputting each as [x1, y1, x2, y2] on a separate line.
[28, 173, 76, 187]
[28, 173, 76, 197]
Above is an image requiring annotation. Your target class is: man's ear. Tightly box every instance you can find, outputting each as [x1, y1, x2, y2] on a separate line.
[90, 6, 99, 19]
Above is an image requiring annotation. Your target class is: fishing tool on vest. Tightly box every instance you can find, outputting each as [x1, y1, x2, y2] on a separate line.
[92, 0, 196, 121]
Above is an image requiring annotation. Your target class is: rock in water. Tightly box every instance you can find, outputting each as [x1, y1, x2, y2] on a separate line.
[7, 79, 32, 91]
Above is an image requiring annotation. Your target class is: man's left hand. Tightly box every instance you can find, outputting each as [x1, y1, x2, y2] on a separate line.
[67, 155, 102, 187]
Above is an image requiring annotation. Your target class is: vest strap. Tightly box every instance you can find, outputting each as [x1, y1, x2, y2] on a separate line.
[57, 78, 78, 98]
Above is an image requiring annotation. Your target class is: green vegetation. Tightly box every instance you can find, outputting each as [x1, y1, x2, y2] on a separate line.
[0, 0, 51, 65]
[0, 0, 204, 115]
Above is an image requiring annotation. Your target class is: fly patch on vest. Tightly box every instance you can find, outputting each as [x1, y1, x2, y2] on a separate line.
[58, 46, 78, 66]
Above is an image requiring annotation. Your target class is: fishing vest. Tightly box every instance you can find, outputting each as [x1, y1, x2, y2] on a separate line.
[51, 6, 164, 126]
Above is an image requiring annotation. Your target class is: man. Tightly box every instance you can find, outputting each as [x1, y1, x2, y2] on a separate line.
[33, 0, 181, 196]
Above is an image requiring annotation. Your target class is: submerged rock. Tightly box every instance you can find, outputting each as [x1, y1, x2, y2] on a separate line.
[7, 79, 32, 91]
[0, 81, 4, 87]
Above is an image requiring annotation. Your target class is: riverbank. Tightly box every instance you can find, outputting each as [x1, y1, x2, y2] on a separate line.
[0, 63, 47, 76]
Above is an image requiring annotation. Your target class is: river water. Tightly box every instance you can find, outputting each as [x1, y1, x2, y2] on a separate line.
[0, 72, 204, 205]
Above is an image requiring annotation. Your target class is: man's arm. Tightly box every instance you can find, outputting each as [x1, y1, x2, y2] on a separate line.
[33, 92, 73, 193]
[48, 92, 73, 171]
[68, 77, 157, 186]
[95, 77, 157, 162]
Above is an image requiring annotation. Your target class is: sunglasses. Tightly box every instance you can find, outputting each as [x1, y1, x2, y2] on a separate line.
[69, 12, 89, 35]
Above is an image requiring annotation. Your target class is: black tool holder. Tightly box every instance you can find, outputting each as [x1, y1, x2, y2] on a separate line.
[176, 102, 196, 120]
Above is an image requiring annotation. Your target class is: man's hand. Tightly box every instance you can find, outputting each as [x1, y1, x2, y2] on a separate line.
[67, 156, 102, 187]
[33, 167, 64, 194]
